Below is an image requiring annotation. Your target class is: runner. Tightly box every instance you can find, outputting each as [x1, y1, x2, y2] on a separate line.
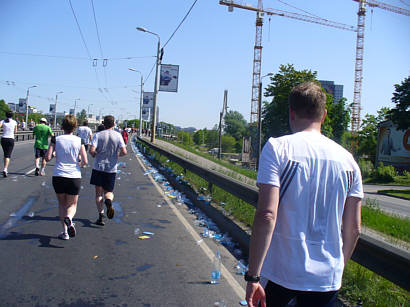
[0, 111, 18, 177]
[76, 120, 93, 152]
[46, 115, 87, 240]
[121, 127, 128, 144]
[89, 115, 127, 226]
[33, 118, 54, 176]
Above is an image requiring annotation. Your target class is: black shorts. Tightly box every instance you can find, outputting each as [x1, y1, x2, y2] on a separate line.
[84, 144, 89, 151]
[35, 148, 47, 158]
[90, 169, 116, 192]
[52, 176, 81, 195]
[1, 138, 15, 158]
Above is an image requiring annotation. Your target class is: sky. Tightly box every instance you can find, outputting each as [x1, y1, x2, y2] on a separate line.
[0, 0, 409, 129]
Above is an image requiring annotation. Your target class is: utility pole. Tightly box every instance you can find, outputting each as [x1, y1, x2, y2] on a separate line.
[54, 91, 63, 129]
[25, 85, 37, 128]
[74, 98, 80, 117]
[218, 90, 228, 160]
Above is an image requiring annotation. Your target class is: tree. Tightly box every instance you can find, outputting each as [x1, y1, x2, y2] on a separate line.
[221, 135, 236, 153]
[77, 109, 87, 124]
[205, 128, 219, 149]
[177, 130, 193, 146]
[262, 64, 317, 139]
[357, 107, 390, 163]
[389, 76, 410, 130]
[0, 99, 11, 120]
[193, 129, 207, 145]
[224, 110, 248, 141]
[324, 97, 351, 145]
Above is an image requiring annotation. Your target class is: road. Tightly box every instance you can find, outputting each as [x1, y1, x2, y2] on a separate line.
[0, 139, 247, 306]
[152, 138, 410, 218]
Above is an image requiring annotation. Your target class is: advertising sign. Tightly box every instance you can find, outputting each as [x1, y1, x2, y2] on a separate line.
[18, 98, 27, 113]
[159, 64, 179, 92]
[142, 107, 151, 121]
[69, 108, 75, 115]
[143, 92, 154, 108]
[377, 120, 410, 169]
[49, 104, 56, 113]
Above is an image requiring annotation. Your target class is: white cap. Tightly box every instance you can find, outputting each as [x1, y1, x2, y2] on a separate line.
[40, 118, 47, 123]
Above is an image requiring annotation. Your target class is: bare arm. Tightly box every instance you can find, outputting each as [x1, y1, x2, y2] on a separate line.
[46, 143, 55, 162]
[246, 184, 280, 307]
[342, 196, 362, 265]
[89, 145, 97, 158]
[79, 144, 88, 167]
[118, 146, 127, 157]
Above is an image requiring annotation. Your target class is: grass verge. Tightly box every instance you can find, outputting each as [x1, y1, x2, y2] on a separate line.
[378, 189, 410, 200]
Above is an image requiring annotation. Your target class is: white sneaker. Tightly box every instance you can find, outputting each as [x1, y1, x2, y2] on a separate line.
[58, 232, 69, 240]
[40, 169, 45, 176]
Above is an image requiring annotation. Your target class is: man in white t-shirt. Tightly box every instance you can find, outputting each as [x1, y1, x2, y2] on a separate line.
[77, 120, 93, 151]
[89, 115, 127, 226]
[246, 82, 363, 307]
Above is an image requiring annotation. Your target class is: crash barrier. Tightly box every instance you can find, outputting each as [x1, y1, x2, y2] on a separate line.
[12, 130, 64, 142]
[137, 137, 410, 291]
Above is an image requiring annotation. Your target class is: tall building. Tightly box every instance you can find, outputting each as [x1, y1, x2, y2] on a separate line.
[319, 80, 344, 104]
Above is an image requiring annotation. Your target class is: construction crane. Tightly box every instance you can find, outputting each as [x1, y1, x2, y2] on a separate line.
[219, 0, 357, 125]
[351, 0, 410, 132]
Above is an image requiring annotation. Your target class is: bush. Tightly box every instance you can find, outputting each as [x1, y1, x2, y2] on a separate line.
[403, 170, 410, 180]
[373, 162, 396, 183]
[358, 159, 374, 179]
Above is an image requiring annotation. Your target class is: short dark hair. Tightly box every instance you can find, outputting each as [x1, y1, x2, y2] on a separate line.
[83, 120, 88, 126]
[289, 82, 326, 121]
[61, 114, 78, 133]
[103, 115, 115, 129]
[5, 111, 13, 118]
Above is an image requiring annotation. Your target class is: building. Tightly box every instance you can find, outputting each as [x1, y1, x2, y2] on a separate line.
[319, 80, 343, 104]
[7, 103, 17, 112]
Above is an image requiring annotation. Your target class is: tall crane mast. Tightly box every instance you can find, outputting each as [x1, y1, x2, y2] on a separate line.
[219, 0, 357, 125]
[351, 0, 410, 132]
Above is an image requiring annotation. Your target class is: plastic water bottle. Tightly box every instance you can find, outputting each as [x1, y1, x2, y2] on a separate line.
[211, 250, 221, 284]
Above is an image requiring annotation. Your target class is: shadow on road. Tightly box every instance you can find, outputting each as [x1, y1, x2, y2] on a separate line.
[2, 231, 63, 248]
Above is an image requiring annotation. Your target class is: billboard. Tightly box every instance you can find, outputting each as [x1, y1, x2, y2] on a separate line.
[143, 92, 154, 108]
[142, 107, 151, 121]
[18, 98, 27, 113]
[159, 64, 179, 92]
[49, 104, 56, 113]
[377, 120, 410, 169]
[69, 109, 75, 115]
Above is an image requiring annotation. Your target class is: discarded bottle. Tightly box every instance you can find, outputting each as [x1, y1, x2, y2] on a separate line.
[211, 250, 221, 284]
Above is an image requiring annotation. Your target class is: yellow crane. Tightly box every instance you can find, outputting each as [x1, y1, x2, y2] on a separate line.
[351, 0, 410, 132]
[219, 0, 357, 125]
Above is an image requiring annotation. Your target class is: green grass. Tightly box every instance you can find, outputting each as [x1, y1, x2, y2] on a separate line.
[340, 261, 410, 307]
[137, 140, 410, 306]
[362, 199, 410, 243]
[364, 176, 410, 186]
[378, 189, 410, 200]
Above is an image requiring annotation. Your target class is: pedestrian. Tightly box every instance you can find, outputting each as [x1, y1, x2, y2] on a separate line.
[89, 115, 127, 226]
[121, 127, 128, 144]
[76, 120, 93, 152]
[46, 115, 87, 240]
[97, 122, 105, 132]
[33, 118, 54, 176]
[0, 111, 18, 177]
[245, 82, 363, 307]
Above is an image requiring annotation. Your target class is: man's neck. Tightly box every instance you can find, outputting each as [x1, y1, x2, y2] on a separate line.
[292, 120, 322, 134]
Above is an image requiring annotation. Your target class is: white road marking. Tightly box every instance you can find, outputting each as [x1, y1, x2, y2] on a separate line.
[134, 153, 246, 300]
[25, 168, 36, 175]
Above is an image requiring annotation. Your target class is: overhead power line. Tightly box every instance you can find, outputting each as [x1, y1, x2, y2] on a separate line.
[68, 0, 93, 60]
[0, 51, 154, 61]
[163, 0, 200, 49]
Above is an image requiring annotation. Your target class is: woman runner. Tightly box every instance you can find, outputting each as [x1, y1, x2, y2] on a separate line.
[0, 111, 18, 177]
[46, 115, 87, 240]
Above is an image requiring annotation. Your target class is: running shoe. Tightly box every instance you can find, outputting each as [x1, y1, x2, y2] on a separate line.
[64, 217, 76, 237]
[96, 213, 105, 226]
[58, 232, 69, 240]
[35, 168, 40, 176]
[3, 171, 7, 178]
[40, 169, 45, 176]
[105, 199, 114, 219]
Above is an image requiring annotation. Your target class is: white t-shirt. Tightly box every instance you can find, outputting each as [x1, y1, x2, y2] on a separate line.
[91, 129, 125, 173]
[53, 134, 82, 178]
[1, 119, 17, 139]
[257, 131, 363, 292]
[77, 126, 92, 145]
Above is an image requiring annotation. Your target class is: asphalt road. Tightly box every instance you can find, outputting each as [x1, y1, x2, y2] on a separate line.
[0, 139, 247, 306]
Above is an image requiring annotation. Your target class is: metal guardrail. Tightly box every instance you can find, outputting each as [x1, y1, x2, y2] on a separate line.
[11, 130, 65, 142]
[137, 137, 410, 291]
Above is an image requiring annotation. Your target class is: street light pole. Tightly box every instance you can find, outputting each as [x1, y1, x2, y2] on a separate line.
[54, 91, 63, 129]
[136, 27, 161, 143]
[256, 73, 273, 169]
[128, 68, 144, 137]
[25, 85, 37, 129]
[74, 98, 80, 117]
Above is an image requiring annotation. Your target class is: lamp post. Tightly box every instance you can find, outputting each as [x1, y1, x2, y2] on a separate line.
[128, 68, 144, 137]
[25, 85, 37, 129]
[256, 73, 273, 169]
[136, 26, 161, 143]
[87, 104, 93, 117]
[54, 91, 63, 129]
[73, 98, 80, 117]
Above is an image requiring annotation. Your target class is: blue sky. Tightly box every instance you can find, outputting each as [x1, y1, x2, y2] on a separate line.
[1, 0, 409, 129]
